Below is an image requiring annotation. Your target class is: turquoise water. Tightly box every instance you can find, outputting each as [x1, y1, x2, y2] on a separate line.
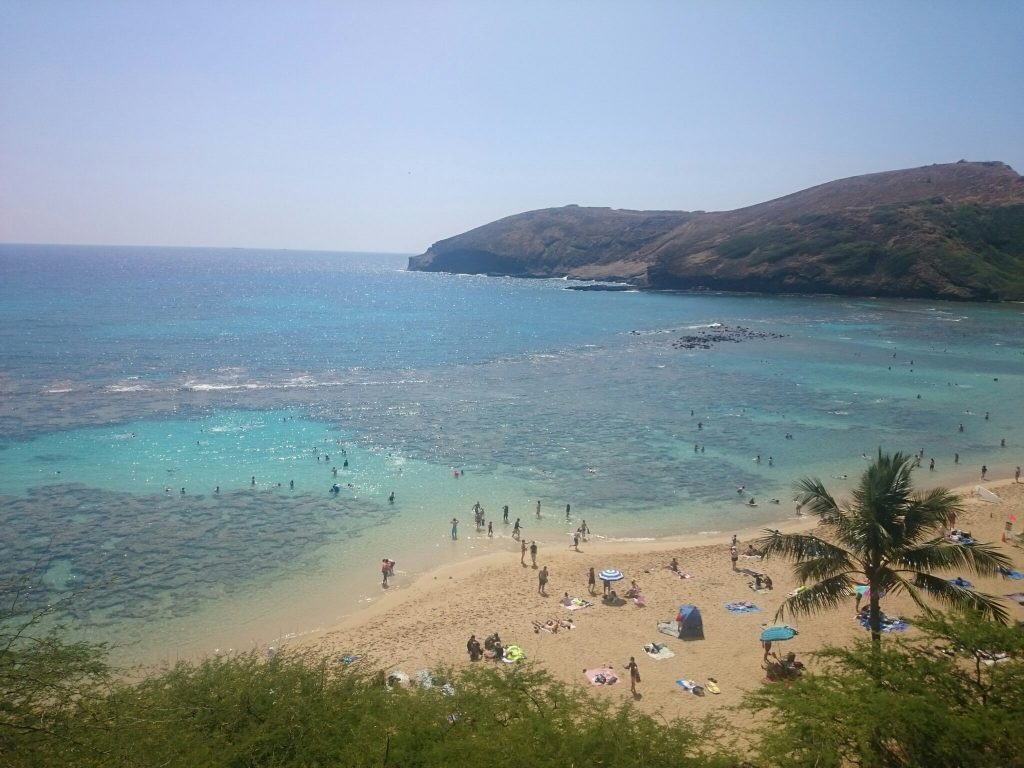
[2, 244, 1022, 661]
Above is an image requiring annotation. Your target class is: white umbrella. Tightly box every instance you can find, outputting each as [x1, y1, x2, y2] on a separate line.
[599, 568, 624, 582]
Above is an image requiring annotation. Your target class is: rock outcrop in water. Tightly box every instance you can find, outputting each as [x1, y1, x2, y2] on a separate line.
[409, 161, 1024, 301]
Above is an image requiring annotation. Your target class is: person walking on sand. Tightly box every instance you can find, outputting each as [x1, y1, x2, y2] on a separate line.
[530, 541, 538, 567]
[381, 558, 391, 587]
[503, 504, 509, 523]
[1016, 466, 1021, 483]
[981, 465, 988, 480]
[571, 531, 580, 550]
[487, 521, 493, 537]
[625, 656, 640, 695]
[730, 545, 739, 571]
[538, 565, 549, 595]
[451, 518, 459, 540]
[588, 566, 597, 595]
[512, 518, 521, 540]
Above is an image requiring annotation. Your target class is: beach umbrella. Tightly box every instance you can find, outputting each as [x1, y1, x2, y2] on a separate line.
[599, 569, 624, 582]
[760, 625, 798, 642]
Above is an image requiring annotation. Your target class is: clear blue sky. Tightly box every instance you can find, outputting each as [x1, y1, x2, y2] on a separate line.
[2, 1, 1022, 253]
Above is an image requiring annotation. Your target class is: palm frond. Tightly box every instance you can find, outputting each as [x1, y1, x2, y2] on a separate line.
[755, 531, 842, 565]
[895, 539, 1013, 577]
[773, 575, 853, 623]
[910, 572, 1012, 625]
[793, 477, 842, 521]
[899, 488, 962, 543]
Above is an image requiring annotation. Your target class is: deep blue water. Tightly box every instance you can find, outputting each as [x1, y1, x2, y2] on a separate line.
[2, 244, 1022, 659]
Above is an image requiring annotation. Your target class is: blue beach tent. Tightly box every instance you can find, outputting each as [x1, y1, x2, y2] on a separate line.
[676, 604, 704, 640]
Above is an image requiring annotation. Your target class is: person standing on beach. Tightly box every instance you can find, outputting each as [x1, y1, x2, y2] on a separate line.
[730, 545, 739, 571]
[487, 521, 493, 537]
[981, 465, 988, 480]
[521, 539, 527, 566]
[451, 518, 459, 540]
[579, 519, 590, 540]
[503, 504, 509, 523]
[1016, 466, 1021, 483]
[565, 503, 571, 520]
[625, 656, 640, 695]
[530, 541, 538, 567]
[536, 500, 542, 518]
[538, 566, 548, 595]
[588, 566, 596, 595]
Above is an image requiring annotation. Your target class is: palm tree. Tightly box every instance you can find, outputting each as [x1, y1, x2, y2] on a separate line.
[757, 450, 1011, 646]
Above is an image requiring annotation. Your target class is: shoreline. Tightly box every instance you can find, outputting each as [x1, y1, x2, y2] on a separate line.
[286, 477, 1024, 723]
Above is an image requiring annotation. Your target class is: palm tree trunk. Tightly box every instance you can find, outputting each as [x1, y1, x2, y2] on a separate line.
[868, 587, 882, 648]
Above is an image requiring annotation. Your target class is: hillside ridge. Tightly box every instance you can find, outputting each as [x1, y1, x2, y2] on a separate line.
[409, 161, 1024, 301]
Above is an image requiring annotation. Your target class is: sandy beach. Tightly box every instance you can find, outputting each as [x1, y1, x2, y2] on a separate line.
[297, 478, 1024, 724]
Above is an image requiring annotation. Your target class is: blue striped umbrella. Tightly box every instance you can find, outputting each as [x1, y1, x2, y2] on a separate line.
[760, 626, 798, 642]
[599, 569, 624, 582]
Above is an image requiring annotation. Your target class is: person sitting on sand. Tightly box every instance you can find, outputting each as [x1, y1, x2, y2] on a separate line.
[602, 590, 620, 605]
[668, 557, 680, 572]
[763, 575, 773, 590]
[745, 544, 763, 557]
[559, 591, 573, 607]
[484, 632, 501, 652]
[624, 579, 641, 598]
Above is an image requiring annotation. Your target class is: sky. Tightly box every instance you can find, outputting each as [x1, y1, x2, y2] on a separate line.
[1, 1, 1022, 253]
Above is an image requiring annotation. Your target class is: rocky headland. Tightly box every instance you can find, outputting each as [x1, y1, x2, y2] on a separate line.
[409, 161, 1024, 301]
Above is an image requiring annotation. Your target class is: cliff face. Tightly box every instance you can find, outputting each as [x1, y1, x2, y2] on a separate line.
[409, 161, 1024, 301]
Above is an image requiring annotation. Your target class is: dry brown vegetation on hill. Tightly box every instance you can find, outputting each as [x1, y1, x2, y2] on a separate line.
[410, 161, 1024, 300]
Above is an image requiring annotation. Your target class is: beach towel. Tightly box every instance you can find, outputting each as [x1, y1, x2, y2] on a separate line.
[643, 642, 676, 660]
[1000, 569, 1024, 580]
[339, 654, 361, 665]
[1006, 593, 1024, 605]
[657, 620, 681, 639]
[564, 598, 592, 611]
[633, 593, 647, 607]
[584, 667, 619, 685]
[725, 601, 761, 613]
[788, 585, 808, 598]
[675, 679, 705, 696]
[949, 577, 974, 588]
[704, 678, 721, 694]
[502, 645, 525, 663]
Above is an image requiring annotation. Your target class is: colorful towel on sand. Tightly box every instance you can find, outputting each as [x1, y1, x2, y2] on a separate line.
[788, 585, 808, 597]
[339, 654, 361, 665]
[643, 643, 676, 660]
[584, 668, 618, 685]
[725, 602, 761, 613]
[675, 679, 705, 695]
[1005, 592, 1024, 605]
[502, 645, 525, 663]
[1001, 569, 1024, 580]
[564, 598, 592, 611]
[949, 577, 974, 588]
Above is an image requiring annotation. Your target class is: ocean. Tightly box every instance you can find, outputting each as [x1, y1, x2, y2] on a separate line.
[1, 244, 1021, 662]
